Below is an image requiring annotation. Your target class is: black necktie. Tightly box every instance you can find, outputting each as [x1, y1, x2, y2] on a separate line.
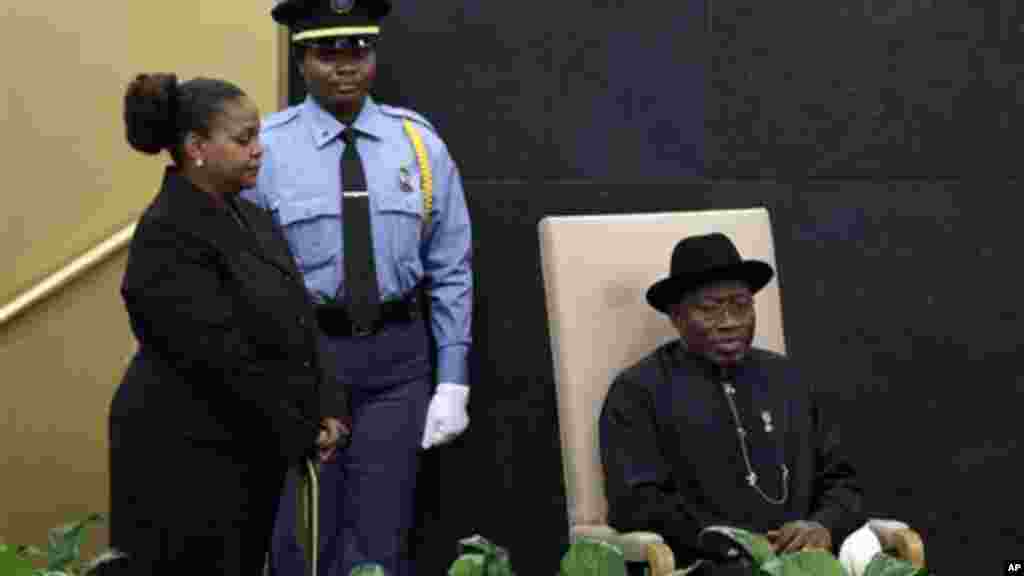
[340, 128, 380, 329]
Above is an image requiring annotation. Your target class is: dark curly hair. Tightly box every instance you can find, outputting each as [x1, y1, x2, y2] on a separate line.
[123, 73, 246, 165]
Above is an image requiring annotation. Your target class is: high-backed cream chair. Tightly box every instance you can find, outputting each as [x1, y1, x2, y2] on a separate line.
[538, 208, 924, 575]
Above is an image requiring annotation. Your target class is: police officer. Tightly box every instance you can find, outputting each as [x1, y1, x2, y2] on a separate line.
[243, 1, 473, 575]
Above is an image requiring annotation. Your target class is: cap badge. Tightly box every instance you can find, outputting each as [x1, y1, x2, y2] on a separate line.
[331, 0, 355, 14]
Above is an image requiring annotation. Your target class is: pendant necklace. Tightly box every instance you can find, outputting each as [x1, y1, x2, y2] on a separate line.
[721, 380, 789, 505]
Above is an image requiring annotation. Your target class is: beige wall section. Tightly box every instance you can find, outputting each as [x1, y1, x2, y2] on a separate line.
[3, 1, 286, 306]
[2, 0, 288, 557]
[0, 251, 132, 554]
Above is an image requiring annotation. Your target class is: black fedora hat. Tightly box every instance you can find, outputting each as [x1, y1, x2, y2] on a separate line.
[646, 232, 774, 314]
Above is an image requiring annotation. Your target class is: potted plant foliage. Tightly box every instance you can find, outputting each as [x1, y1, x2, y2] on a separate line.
[0, 514, 123, 576]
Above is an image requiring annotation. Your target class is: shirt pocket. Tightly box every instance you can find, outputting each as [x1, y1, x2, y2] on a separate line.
[274, 196, 341, 271]
[375, 193, 423, 265]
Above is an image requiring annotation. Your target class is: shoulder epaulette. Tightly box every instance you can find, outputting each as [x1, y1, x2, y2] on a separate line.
[261, 106, 301, 132]
[379, 104, 436, 133]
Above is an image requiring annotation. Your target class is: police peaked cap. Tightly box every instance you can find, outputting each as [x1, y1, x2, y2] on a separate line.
[272, 0, 392, 43]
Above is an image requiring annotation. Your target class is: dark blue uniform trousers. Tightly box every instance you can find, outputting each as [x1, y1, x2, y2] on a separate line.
[271, 320, 432, 576]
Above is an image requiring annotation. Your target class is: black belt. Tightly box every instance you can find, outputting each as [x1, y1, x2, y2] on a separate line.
[315, 293, 421, 338]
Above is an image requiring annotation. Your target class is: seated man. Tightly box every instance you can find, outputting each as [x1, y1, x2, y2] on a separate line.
[600, 232, 863, 573]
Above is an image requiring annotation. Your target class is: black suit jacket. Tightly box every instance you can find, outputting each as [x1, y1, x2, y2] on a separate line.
[115, 168, 346, 464]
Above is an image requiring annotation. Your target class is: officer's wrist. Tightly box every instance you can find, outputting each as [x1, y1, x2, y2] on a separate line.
[437, 382, 469, 401]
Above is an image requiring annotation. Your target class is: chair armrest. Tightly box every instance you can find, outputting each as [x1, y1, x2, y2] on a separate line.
[868, 519, 925, 568]
[647, 542, 677, 576]
[572, 524, 676, 574]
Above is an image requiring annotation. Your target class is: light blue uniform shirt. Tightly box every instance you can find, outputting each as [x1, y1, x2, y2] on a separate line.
[242, 95, 473, 386]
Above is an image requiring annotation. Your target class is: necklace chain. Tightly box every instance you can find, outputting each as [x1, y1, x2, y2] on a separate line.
[721, 380, 788, 505]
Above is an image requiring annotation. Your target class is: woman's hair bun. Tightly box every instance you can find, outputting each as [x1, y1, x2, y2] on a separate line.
[123, 73, 180, 155]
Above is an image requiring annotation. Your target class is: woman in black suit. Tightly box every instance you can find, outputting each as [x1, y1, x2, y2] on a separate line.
[109, 73, 348, 575]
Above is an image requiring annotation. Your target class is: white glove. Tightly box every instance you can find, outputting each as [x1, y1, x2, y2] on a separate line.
[420, 383, 470, 450]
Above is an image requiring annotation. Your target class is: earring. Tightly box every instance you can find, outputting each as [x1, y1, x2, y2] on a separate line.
[196, 158, 204, 168]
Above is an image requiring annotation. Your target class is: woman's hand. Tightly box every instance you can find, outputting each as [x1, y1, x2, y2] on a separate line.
[316, 417, 350, 463]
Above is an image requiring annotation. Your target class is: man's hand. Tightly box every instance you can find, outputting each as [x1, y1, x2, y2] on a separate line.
[421, 383, 470, 450]
[317, 417, 350, 463]
[765, 520, 831, 554]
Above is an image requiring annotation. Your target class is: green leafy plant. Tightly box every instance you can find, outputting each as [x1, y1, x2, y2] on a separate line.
[862, 553, 927, 576]
[698, 526, 930, 576]
[700, 525, 776, 566]
[349, 563, 389, 575]
[448, 535, 515, 576]
[760, 549, 848, 576]
[559, 538, 627, 576]
[330, 531, 930, 576]
[0, 542, 36, 576]
[1, 514, 124, 576]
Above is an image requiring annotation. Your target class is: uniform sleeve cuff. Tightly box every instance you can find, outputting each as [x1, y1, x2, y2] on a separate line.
[436, 345, 469, 385]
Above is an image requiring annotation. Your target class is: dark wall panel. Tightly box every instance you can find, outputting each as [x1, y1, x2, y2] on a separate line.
[707, 1, 1022, 178]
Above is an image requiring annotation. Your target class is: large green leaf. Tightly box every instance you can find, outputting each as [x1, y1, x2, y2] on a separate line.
[484, 558, 515, 576]
[46, 513, 104, 571]
[448, 553, 486, 576]
[457, 535, 505, 558]
[349, 563, 389, 576]
[760, 549, 847, 576]
[0, 543, 36, 576]
[863, 553, 928, 576]
[559, 538, 627, 576]
[453, 535, 515, 576]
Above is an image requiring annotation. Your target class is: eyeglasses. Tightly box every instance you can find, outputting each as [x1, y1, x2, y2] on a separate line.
[689, 296, 755, 325]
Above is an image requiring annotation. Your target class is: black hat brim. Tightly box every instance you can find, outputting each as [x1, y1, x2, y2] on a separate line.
[646, 261, 775, 314]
